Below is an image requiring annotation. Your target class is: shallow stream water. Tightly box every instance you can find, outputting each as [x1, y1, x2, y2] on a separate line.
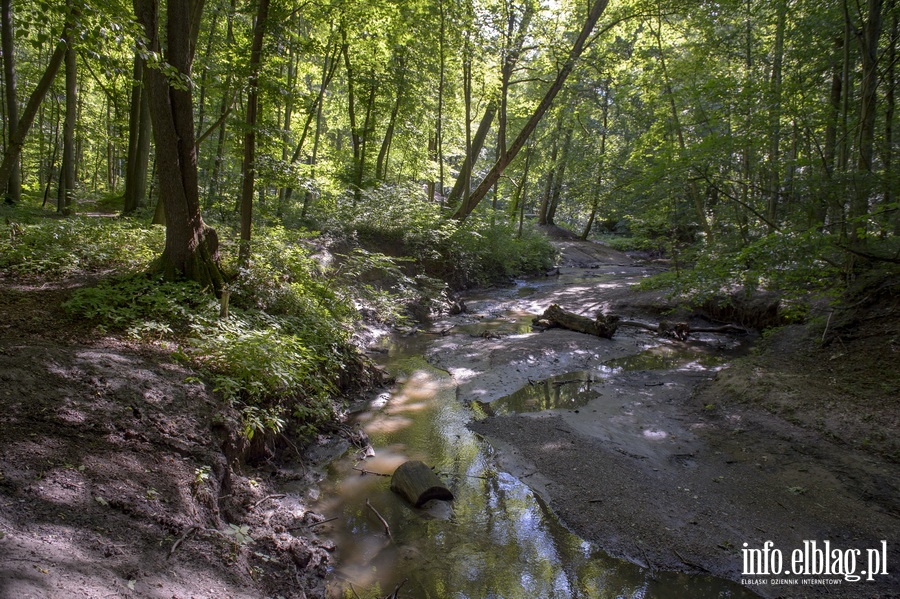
[311, 319, 758, 598]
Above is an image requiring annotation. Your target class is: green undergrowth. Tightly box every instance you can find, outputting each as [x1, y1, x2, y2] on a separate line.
[637, 230, 849, 321]
[316, 185, 558, 288]
[0, 211, 164, 276]
[0, 211, 400, 444]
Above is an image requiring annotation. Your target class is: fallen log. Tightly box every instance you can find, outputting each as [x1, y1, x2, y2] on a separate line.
[534, 305, 748, 341]
[532, 304, 619, 338]
[390, 460, 454, 507]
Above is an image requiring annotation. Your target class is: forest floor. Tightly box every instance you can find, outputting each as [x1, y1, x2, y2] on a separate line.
[0, 277, 335, 599]
[460, 230, 900, 598]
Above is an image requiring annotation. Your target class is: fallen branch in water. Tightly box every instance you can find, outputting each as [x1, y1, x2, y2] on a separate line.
[366, 498, 393, 541]
[532, 304, 619, 338]
[304, 517, 338, 530]
[353, 466, 391, 477]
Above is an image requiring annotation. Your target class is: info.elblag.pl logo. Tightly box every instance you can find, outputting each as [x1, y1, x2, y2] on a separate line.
[741, 540, 889, 587]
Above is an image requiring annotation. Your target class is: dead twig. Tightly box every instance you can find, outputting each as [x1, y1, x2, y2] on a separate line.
[365, 498, 393, 541]
[280, 433, 307, 473]
[167, 526, 198, 559]
[384, 578, 408, 598]
[353, 466, 391, 477]
[821, 309, 834, 345]
[251, 494, 285, 510]
[305, 516, 339, 529]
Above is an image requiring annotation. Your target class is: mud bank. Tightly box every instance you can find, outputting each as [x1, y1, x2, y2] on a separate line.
[433, 238, 900, 598]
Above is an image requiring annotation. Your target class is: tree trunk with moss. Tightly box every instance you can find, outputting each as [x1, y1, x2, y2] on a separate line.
[134, 0, 224, 294]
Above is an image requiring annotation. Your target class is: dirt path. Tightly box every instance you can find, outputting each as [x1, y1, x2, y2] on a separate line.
[428, 238, 900, 598]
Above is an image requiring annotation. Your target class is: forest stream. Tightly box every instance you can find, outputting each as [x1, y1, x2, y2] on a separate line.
[1, 236, 896, 599]
[295, 237, 900, 599]
[303, 239, 767, 598]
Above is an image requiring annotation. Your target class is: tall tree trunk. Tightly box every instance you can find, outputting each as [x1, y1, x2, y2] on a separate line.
[302, 64, 328, 217]
[515, 143, 533, 237]
[886, 0, 897, 233]
[134, 0, 224, 294]
[650, 8, 711, 241]
[581, 82, 609, 240]
[57, 4, 77, 215]
[546, 122, 573, 225]
[851, 0, 884, 244]
[195, 9, 219, 142]
[204, 0, 235, 208]
[341, 35, 364, 203]
[738, 0, 753, 242]
[356, 77, 377, 194]
[498, 2, 534, 161]
[375, 53, 406, 182]
[462, 29, 473, 206]
[492, 2, 535, 211]
[452, 0, 610, 220]
[276, 17, 298, 211]
[432, 0, 446, 204]
[824, 37, 843, 179]
[538, 116, 563, 225]
[766, 0, 786, 228]
[446, 101, 497, 208]
[41, 99, 60, 208]
[820, 35, 844, 226]
[839, 1, 853, 175]
[238, 0, 269, 267]
[1, 0, 20, 204]
[124, 53, 151, 213]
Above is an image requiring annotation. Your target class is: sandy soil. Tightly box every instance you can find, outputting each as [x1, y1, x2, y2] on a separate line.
[426, 235, 900, 598]
[0, 280, 334, 599]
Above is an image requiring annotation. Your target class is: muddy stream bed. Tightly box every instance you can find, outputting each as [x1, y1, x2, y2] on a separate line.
[304, 245, 764, 598]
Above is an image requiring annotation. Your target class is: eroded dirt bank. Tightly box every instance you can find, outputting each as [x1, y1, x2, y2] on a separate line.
[428, 235, 900, 598]
[0, 282, 331, 599]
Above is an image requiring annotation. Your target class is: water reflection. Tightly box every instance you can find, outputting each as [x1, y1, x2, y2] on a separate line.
[478, 371, 599, 416]
[602, 344, 730, 372]
[314, 337, 757, 599]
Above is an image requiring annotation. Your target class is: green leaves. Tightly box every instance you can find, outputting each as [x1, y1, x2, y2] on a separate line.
[0, 216, 164, 278]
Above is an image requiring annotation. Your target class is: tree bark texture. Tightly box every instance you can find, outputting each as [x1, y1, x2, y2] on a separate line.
[533, 304, 620, 339]
[58, 12, 77, 215]
[238, 0, 270, 266]
[134, 0, 224, 294]
[1, 0, 20, 203]
[124, 53, 151, 214]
